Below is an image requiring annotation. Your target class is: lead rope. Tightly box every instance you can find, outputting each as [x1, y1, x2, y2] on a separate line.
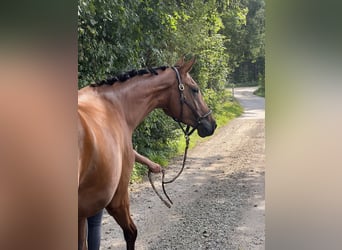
[148, 125, 192, 208]
[147, 66, 199, 208]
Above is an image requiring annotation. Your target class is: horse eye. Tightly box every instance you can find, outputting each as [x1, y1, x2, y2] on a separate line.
[191, 88, 199, 94]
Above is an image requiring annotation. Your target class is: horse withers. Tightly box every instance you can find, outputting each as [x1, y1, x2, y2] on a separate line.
[78, 57, 216, 250]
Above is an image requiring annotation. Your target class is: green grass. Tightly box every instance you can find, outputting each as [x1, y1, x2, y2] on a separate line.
[253, 86, 265, 97]
[130, 89, 243, 183]
[130, 163, 147, 183]
[215, 90, 244, 127]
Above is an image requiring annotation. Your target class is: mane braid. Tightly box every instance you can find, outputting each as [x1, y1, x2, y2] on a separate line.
[90, 66, 169, 87]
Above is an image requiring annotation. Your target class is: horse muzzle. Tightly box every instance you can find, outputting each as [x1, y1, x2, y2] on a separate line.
[197, 119, 217, 137]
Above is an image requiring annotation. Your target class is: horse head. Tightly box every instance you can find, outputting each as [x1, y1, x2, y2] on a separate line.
[163, 57, 217, 137]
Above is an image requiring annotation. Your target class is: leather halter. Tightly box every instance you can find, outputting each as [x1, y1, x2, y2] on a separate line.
[171, 66, 212, 137]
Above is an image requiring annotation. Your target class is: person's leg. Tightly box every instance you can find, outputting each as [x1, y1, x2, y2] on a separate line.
[87, 209, 104, 250]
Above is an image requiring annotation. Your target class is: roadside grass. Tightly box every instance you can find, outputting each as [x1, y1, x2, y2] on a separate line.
[226, 82, 259, 87]
[254, 86, 265, 97]
[131, 89, 243, 183]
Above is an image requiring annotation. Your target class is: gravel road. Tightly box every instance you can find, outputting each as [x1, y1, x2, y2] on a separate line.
[100, 87, 265, 250]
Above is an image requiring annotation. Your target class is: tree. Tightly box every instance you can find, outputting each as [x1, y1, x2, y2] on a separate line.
[220, 0, 265, 84]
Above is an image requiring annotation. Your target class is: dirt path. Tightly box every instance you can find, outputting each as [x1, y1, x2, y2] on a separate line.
[101, 87, 265, 250]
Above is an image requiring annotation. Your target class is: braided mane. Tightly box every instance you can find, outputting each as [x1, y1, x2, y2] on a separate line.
[90, 66, 169, 87]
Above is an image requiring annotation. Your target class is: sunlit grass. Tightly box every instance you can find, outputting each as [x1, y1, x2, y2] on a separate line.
[254, 86, 265, 97]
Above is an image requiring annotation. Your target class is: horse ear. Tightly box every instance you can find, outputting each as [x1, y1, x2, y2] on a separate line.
[175, 56, 185, 67]
[180, 57, 196, 74]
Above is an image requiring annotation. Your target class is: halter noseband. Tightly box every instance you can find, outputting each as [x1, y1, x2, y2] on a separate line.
[171, 66, 212, 137]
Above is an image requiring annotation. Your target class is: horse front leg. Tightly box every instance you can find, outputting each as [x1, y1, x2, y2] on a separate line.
[106, 191, 137, 250]
[78, 217, 87, 250]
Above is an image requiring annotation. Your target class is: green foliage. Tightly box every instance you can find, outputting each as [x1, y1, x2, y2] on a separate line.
[220, 0, 265, 84]
[130, 163, 148, 183]
[132, 109, 180, 164]
[254, 71, 265, 97]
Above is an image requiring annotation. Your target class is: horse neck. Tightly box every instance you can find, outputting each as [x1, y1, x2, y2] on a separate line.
[104, 69, 175, 131]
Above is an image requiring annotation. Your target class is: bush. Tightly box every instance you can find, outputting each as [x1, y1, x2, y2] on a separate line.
[132, 109, 180, 164]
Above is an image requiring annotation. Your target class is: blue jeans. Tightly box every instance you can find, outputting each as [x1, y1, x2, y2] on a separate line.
[87, 209, 104, 250]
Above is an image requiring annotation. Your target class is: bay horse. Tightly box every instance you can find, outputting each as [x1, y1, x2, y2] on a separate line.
[78, 57, 217, 250]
